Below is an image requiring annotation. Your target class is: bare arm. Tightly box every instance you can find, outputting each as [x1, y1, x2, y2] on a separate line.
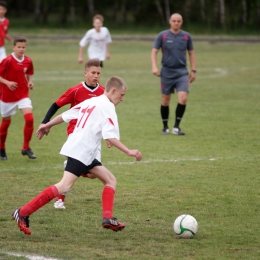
[5, 34, 11, 41]
[78, 46, 84, 63]
[151, 48, 159, 76]
[106, 138, 142, 161]
[188, 50, 196, 83]
[0, 76, 17, 91]
[106, 43, 110, 60]
[26, 74, 34, 89]
[36, 114, 64, 140]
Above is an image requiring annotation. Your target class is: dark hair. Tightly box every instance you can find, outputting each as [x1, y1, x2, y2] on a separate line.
[0, 1, 7, 8]
[13, 36, 27, 46]
[85, 59, 101, 70]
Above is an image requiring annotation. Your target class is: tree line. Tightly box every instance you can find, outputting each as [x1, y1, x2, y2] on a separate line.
[6, 0, 260, 32]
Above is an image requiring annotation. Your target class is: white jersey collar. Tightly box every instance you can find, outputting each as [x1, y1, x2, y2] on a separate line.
[12, 52, 24, 63]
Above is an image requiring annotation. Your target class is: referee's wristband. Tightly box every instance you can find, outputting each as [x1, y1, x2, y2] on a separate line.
[191, 70, 196, 73]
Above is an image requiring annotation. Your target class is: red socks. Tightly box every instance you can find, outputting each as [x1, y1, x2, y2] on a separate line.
[23, 113, 34, 150]
[20, 185, 59, 216]
[56, 194, 66, 202]
[102, 186, 115, 218]
[0, 119, 11, 149]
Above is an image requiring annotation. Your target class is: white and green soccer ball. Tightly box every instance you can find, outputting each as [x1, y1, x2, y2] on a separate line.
[173, 214, 198, 238]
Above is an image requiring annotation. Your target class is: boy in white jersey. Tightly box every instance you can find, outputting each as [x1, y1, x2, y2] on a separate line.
[78, 14, 112, 67]
[12, 76, 142, 235]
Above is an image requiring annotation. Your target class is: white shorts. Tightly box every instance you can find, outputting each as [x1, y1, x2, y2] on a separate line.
[0, 98, 32, 117]
[0, 46, 6, 62]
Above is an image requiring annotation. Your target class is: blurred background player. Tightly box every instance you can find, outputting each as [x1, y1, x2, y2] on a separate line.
[0, 1, 11, 62]
[39, 59, 104, 209]
[0, 36, 36, 160]
[78, 14, 112, 67]
[151, 13, 196, 135]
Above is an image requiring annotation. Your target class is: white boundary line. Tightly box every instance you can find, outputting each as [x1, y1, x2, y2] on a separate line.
[32, 66, 260, 81]
[6, 252, 61, 260]
[0, 157, 219, 172]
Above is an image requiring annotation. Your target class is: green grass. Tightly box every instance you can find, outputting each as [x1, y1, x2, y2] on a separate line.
[0, 38, 260, 260]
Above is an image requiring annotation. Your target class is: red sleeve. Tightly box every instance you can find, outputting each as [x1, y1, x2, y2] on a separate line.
[56, 87, 76, 107]
[0, 56, 10, 77]
[26, 58, 34, 75]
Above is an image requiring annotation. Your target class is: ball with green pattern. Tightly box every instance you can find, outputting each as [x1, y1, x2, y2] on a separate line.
[173, 214, 198, 238]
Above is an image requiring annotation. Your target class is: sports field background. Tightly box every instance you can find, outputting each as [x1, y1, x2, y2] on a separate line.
[0, 36, 260, 259]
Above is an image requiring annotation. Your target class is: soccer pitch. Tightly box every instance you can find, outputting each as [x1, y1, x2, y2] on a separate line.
[0, 38, 260, 260]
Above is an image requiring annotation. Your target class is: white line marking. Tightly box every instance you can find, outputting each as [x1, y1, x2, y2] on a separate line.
[7, 252, 61, 260]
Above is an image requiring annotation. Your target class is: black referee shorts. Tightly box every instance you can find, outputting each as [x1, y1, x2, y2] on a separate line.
[65, 157, 102, 177]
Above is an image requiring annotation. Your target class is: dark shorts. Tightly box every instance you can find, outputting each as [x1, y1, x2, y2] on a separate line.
[160, 74, 190, 95]
[65, 157, 102, 177]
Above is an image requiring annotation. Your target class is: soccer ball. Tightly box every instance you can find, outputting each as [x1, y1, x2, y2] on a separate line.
[173, 214, 198, 238]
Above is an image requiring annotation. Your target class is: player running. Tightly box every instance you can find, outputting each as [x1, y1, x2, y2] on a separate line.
[39, 59, 104, 209]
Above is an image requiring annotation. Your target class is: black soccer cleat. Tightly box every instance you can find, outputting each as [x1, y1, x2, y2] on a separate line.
[161, 127, 169, 135]
[12, 209, 31, 235]
[102, 217, 125, 232]
[172, 127, 185, 135]
[21, 148, 37, 159]
[0, 149, 7, 160]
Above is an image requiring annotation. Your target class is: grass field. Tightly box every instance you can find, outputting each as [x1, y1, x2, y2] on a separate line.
[0, 37, 260, 260]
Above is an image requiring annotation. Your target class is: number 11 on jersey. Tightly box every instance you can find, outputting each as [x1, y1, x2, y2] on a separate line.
[77, 105, 96, 128]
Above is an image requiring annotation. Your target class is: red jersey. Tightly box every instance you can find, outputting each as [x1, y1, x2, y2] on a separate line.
[56, 82, 104, 135]
[0, 18, 9, 47]
[0, 53, 34, 102]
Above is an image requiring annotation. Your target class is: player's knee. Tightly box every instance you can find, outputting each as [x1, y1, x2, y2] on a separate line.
[24, 113, 34, 127]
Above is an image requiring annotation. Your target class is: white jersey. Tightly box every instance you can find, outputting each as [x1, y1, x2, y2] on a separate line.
[79, 27, 112, 61]
[60, 95, 119, 166]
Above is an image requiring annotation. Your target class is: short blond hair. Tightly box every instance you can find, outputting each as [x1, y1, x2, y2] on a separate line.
[93, 14, 104, 23]
[105, 76, 127, 92]
[85, 59, 101, 70]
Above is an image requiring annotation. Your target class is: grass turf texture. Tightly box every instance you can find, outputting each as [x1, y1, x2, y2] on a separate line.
[0, 38, 260, 260]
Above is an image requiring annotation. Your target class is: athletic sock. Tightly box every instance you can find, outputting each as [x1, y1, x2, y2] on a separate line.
[20, 185, 59, 216]
[56, 194, 66, 202]
[102, 186, 115, 218]
[161, 105, 169, 129]
[0, 119, 11, 149]
[23, 113, 34, 150]
[174, 103, 186, 128]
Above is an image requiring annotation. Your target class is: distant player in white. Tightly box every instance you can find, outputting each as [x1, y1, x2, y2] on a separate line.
[12, 76, 142, 235]
[78, 14, 112, 67]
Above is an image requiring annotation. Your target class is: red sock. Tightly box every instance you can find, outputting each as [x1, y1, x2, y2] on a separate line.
[102, 186, 115, 218]
[0, 119, 11, 149]
[56, 194, 66, 202]
[20, 185, 59, 216]
[23, 113, 34, 150]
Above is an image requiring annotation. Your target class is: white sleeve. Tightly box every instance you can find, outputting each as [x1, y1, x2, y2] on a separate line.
[105, 28, 112, 43]
[79, 31, 91, 47]
[62, 104, 81, 123]
[102, 117, 119, 140]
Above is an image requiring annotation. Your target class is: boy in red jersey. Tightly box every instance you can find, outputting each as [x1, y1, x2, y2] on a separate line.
[0, 1, 11, 62]
[39, 59, 104, 209]
[0, 36, 36, 160]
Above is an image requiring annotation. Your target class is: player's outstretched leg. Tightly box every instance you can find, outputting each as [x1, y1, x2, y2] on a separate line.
[12, 209, 31, 235]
